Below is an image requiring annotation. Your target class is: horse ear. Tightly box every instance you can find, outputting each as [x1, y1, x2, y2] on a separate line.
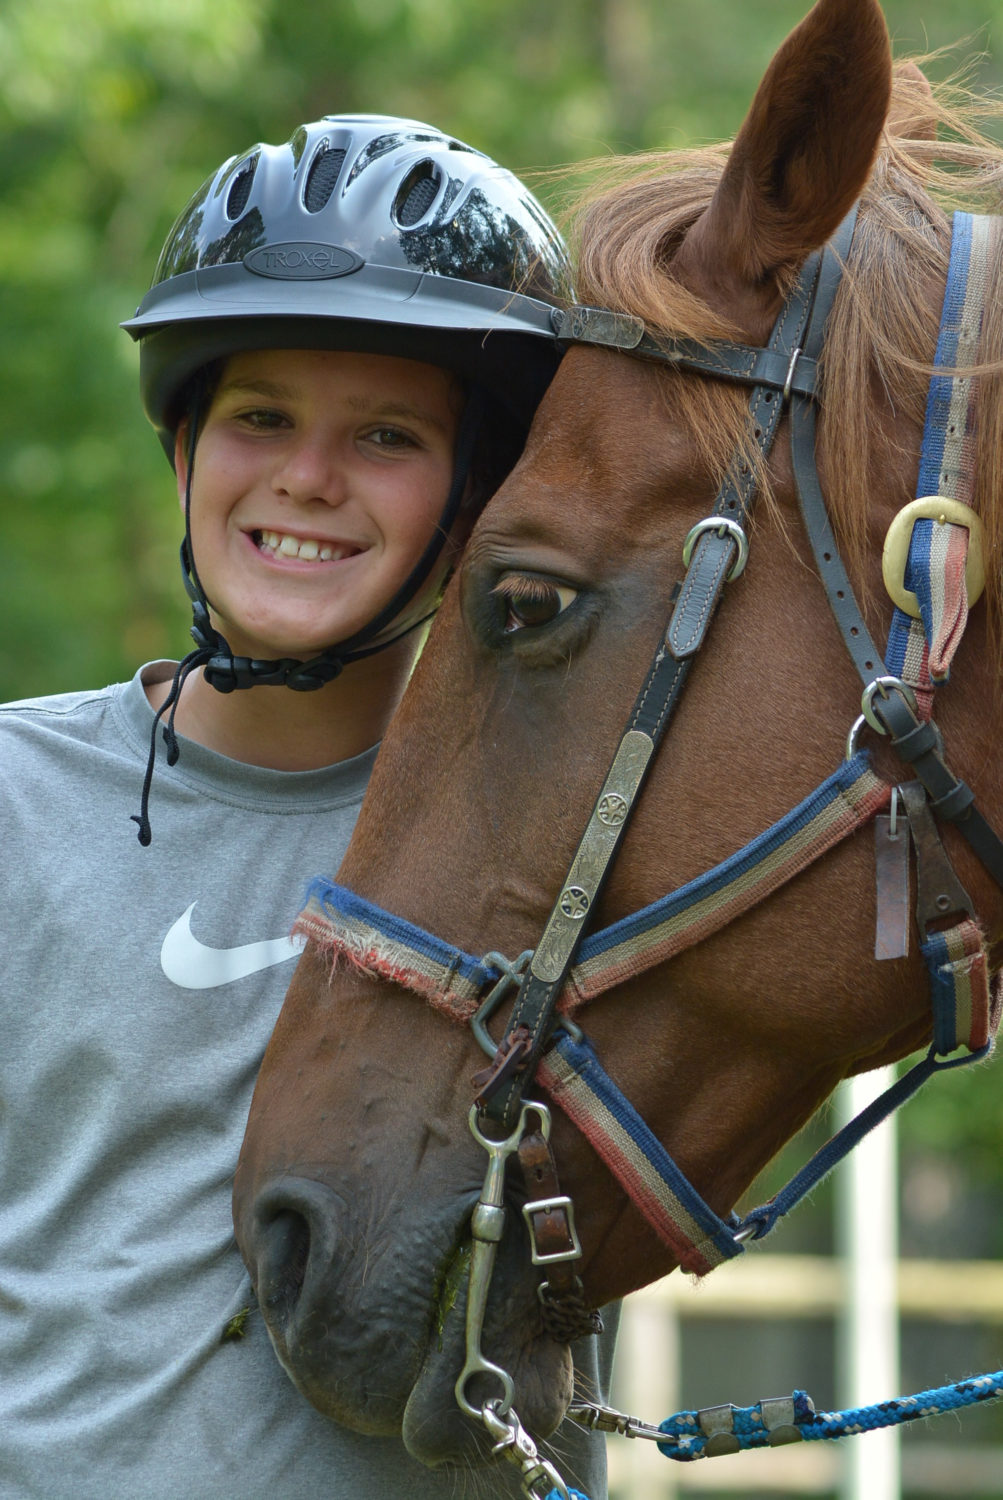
[886, 61, 938, 141]
[673, 0, 891, 310]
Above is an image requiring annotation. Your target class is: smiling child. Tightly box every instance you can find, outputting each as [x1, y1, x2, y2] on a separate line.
[0, 115, 615, 1499]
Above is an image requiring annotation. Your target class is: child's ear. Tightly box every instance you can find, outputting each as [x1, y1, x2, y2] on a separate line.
[174, 421, 190, 511]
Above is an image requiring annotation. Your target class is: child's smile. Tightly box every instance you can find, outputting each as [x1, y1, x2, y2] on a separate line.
[252, 529, 363, 565]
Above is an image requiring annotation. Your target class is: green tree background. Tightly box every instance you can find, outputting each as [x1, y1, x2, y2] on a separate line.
[3, 0, 1002, 699]
[2, 0, 1003, 1213]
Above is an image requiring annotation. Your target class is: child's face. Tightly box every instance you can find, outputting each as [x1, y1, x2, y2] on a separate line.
[175, 347, 462, 662]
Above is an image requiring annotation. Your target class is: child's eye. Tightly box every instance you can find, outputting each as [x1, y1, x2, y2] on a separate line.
[237, 407, 289, 431]
[365, 426, 416, 449]
[493, 575, 578, 632]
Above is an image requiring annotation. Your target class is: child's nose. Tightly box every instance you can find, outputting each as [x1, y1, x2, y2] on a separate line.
[271, 437, 347, 505]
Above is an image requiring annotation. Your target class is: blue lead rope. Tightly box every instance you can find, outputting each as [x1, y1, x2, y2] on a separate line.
[654, 1368, 1003, 1461]
[545, 1367, 1003, 1497]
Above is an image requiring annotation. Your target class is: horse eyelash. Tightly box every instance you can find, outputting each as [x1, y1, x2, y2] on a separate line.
[491, 575, 561, 603]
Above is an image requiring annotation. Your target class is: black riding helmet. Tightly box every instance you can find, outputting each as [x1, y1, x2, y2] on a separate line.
[123, 113, 572, 843]
[126, 114, 572, 458]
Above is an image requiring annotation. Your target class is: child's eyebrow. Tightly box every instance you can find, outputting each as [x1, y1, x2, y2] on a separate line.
[219, 377, 298, 401]
[218, 380, 452, 433]
[346, 396, 451, 433]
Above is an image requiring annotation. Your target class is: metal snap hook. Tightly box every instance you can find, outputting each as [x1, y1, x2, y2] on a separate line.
[455, 1101, 552, 1420]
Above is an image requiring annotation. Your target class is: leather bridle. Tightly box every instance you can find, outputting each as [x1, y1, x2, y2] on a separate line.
[472, 204, 1003, 1135]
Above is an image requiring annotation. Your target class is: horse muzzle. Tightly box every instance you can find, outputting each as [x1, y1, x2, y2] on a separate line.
[237, 1170, 572, 1462]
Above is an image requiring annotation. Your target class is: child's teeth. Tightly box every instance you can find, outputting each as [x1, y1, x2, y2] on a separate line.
[259, 530, 347, 560]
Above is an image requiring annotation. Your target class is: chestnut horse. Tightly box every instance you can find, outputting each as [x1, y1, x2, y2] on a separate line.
[235, 0, 1003, 1483]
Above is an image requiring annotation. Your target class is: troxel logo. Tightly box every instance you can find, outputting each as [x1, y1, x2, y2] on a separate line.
[243, 242, 364, 280]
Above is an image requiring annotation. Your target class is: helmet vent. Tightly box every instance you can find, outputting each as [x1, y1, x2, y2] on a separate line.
[394, 162, 442, 227]
[305, 146, 346, 213]
[226, 157, 257, 220]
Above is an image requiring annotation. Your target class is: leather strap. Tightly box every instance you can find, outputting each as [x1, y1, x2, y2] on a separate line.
[874, 690, 1003, 889]
[552, 310, 819, 400]
[482, 211, 858, 1129]
[788, 207, 889, 688]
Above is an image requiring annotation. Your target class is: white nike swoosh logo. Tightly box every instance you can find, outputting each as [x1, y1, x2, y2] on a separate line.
[161, 903, 305, 990]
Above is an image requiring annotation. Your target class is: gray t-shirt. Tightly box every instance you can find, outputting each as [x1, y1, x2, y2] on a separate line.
[0, 662, 611, 1499]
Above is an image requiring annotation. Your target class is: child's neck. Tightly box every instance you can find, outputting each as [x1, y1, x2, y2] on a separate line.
[145, 636, 421, 771]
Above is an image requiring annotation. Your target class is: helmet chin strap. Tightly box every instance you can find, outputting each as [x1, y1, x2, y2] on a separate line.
[131, 385, 484, 845]
[178, 540, 439, 691]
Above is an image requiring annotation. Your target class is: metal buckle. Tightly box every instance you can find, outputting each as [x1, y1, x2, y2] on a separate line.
[681, 516, 750, 581]
[470, 950, 534, 1058]
[881, 496, 986, 619]
[846, 677, 920, 757]
[782, 345, 803, 403]
[481, 1402, 572, 1500]
[522, 1194, 582, 1265]
[860, 675, 918, 735]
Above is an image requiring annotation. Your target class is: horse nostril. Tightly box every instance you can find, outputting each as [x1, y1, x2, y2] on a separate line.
[249, 1177, 342, 1332]
[256, 1209, 311, 1321]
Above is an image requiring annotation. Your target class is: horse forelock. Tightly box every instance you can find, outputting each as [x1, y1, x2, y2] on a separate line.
[552, 63, 1003, 642]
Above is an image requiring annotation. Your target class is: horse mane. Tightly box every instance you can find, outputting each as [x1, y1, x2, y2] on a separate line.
[552, 62, 1003, 630]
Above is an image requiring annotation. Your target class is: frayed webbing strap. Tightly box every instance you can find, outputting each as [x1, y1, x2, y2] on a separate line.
[540, 1029, 991, 1271]
[886, 212, 999, 706]
[295, 878, 499, 1019]
[924, 916, 995, 1054]
[919, 213, 994, 492]
[295, 756, 890, 1019]
[886, 517, 972, 705]
[538, 1033, 743, 1275]
[567, 754, 888, 1004]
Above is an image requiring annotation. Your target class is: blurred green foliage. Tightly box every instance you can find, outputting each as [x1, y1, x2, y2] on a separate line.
[2, 1, 1003, 1179]
[4, 0, 1003, 699]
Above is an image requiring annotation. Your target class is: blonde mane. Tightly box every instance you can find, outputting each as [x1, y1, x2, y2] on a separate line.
[552, 64, 1003, 628]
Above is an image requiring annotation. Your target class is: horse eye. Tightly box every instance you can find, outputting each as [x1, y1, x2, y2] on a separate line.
[494, 577, 578, 633]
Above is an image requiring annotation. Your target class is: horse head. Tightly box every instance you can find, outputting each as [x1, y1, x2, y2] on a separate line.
[234, 0, 1003, 1477]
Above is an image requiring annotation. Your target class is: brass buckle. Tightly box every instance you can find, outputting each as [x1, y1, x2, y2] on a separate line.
[881, 496, 985, 619]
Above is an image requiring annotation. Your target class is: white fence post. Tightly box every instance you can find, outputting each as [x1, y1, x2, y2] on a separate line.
[608, 1287, 680, 1498]
[836, 1067, 901, 1500]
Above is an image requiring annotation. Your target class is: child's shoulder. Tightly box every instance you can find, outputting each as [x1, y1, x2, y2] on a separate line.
[0, 682, 128, 762]
[0, 682, 121, 721]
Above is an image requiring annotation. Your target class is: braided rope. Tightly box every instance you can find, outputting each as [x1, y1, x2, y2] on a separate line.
[655, 1370, 1003, 1462]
